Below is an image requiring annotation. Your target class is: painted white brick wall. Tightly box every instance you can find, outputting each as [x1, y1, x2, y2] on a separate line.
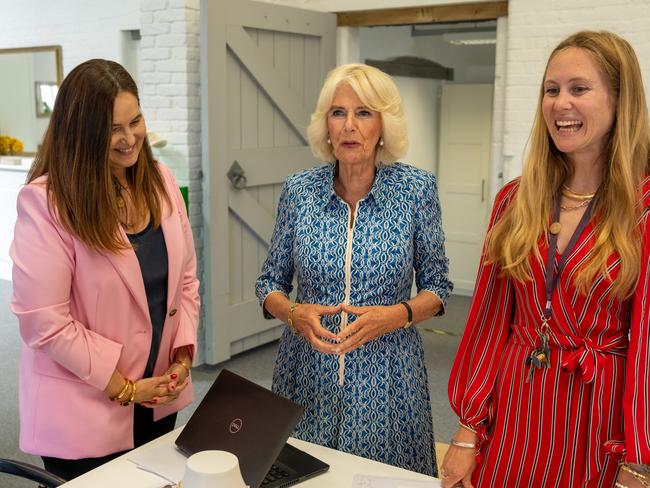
[502, 0, 650, 180]
[139, 0, 204, 363]
[0, 0, 138, 73]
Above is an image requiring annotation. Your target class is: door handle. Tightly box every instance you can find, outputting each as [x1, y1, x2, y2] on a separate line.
[481, 179, 485, 202]
[227, 160, 247, 190]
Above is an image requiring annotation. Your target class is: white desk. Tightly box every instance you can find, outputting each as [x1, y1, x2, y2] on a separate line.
[61, 427, 441, 487]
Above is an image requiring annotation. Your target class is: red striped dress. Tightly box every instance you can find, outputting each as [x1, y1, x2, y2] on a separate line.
[448, 177, 650, 487]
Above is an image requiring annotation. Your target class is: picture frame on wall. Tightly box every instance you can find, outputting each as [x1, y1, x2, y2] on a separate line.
[35, 81, 58, 118]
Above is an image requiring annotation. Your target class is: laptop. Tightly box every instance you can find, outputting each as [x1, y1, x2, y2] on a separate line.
[175, 369, 329, 488]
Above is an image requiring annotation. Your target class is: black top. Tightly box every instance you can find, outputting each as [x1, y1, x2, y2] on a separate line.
[127, 219, 169, 378]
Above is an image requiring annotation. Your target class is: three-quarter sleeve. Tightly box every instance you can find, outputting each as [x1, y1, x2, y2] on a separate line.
[255, 180, 296, 318]
[413, 173, 453, 313]
[447, 182, 517, 441]
[623, 206, 650, 464]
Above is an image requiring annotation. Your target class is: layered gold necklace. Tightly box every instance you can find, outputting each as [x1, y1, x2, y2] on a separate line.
[560, 184, 596, 212]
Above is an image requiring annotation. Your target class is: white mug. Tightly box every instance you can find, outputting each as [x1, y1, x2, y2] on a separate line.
[180, 450, 247, 488]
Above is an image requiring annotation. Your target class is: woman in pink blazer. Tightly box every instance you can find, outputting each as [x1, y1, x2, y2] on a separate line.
[10, 59, 200, 480]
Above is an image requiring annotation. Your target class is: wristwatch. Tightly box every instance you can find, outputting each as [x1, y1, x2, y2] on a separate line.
[399, 301, 413, 328]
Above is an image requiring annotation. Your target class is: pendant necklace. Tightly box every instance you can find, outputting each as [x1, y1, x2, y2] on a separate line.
[526, 191, 596, 382]
[113, 179, 129, 209]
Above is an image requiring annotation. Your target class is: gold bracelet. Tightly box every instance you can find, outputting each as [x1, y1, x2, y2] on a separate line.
[174, 359, 191, 375]
[287, 302, 299, 334]
[129, 380, 137, 404]
[120, 380, 135, 407]
[111, 378, 130, 402]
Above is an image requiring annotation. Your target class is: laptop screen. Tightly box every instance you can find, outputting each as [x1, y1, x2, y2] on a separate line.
[175, 369, 305, 488]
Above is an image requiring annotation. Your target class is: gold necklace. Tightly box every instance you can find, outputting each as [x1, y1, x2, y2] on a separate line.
[561, 184, 596, 201]
[113, 179, 130, 209]
[560, 198, 591, 212]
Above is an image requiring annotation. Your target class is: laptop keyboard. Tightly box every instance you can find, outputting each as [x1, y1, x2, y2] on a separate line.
[262, 464, 292, 485]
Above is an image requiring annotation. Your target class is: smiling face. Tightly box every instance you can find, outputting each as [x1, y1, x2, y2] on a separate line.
[542, 47, 616, 165]
[327, 83, 382, 169]
[109, 91, 146, 177]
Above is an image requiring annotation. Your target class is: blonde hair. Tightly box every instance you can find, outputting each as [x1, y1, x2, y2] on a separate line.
[487, 31, 650, 298]
[307, 63, 407, 165]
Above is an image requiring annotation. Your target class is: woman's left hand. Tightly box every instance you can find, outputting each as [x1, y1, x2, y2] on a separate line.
[335, 304, 406, 354]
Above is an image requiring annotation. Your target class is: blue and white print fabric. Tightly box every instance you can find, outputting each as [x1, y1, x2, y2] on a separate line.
[255, 162, 452, 476]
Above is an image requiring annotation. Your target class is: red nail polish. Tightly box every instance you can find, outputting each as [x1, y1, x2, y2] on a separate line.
[151, 398, 157, 404]
[171, 373, 178, 379]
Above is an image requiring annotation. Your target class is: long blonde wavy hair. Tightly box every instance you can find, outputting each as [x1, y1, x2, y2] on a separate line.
[486, 31, 650, 298]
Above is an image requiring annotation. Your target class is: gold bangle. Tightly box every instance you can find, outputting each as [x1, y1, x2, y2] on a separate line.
[174, 359, 191, 375]
[129, 380, 137, 404]
[287, 302, 299, 334]
[111, 378, 130, 402]
[120, 380, 135, 406]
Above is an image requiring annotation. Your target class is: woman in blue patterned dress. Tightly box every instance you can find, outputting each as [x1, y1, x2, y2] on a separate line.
[255, 64, 453, 476]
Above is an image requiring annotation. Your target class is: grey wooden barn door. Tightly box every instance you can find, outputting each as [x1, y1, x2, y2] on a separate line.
[202, 0, 336, 363]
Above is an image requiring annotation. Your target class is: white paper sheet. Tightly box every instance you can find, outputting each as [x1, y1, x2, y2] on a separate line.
[128, 441, 188, 483]
[352, 474, 442, 488]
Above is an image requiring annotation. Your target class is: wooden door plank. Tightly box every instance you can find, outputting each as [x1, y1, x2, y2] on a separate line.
[229, 146, 314, 187]
[337, 1, 508, 27]
[227, 24, 310, 143]
[227, 52, 242, 150]
[228, 187, 275, 245]
[273, 32, 291, 148]
[229, 0, 336, 36]
[228, 299, 282, 341]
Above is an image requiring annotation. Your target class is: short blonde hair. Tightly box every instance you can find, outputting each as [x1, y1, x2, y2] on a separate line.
[307, 63, 407, 165]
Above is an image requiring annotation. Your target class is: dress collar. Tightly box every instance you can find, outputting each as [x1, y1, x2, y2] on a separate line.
[319, 162, 389, 209]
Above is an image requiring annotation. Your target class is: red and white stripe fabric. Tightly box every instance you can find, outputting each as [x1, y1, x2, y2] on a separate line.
[448, 177, 650, 487]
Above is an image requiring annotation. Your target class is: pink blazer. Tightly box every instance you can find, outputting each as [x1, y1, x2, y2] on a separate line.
[10, 163, 200, 459]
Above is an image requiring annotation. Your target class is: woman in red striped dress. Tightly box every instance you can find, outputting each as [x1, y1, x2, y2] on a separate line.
[441, 31, 650, 488]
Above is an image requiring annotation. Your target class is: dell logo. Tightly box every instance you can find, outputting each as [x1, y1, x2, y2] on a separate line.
[229, 418, 243, 434]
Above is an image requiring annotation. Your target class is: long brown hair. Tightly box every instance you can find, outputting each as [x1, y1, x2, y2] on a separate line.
[486, 31, 650, 298]
[28, 59, 171, 253]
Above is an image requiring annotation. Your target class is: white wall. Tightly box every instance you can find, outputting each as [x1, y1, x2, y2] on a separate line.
[0, 0, 139, 74]
[502, 0, 650, 180]
[359, 25, 496, 174]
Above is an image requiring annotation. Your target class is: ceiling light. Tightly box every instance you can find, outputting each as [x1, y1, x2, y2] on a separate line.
[442, 31, 496, 46]
[446, 38, 496, 46]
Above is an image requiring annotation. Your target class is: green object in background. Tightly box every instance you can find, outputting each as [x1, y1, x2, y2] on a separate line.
[179, 186, 189, 213]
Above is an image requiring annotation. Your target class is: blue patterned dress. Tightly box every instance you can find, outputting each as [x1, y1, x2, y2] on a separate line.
[255, 162, 453, 476]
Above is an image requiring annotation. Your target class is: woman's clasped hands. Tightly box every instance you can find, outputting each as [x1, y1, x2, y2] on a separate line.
[290, 302, 408, 355]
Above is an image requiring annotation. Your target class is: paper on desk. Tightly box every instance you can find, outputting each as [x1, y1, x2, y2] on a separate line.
[352, 474, 441, 488]
[128, 440, 188, 483]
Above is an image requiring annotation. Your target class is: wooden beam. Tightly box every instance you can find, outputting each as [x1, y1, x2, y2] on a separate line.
[229, 146, 315, 187]
[228, 187, 275, 245]
[336, 1, 508, 27]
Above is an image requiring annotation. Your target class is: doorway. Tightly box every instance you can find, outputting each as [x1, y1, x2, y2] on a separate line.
[358, 22, 498, 295]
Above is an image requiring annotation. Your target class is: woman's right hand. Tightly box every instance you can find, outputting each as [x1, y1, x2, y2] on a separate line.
[135, 374, 189, 408]
[290, 303, 342, 354]
[440, 428, 478, 488]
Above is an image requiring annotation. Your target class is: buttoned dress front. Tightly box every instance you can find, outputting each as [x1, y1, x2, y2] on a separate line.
[256, 162, 453, 476]
[449, 178, 650, 487]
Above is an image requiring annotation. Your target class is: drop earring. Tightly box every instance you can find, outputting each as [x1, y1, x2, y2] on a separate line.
[327, 137, 331, 145]
[379, 137, 384, 147]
